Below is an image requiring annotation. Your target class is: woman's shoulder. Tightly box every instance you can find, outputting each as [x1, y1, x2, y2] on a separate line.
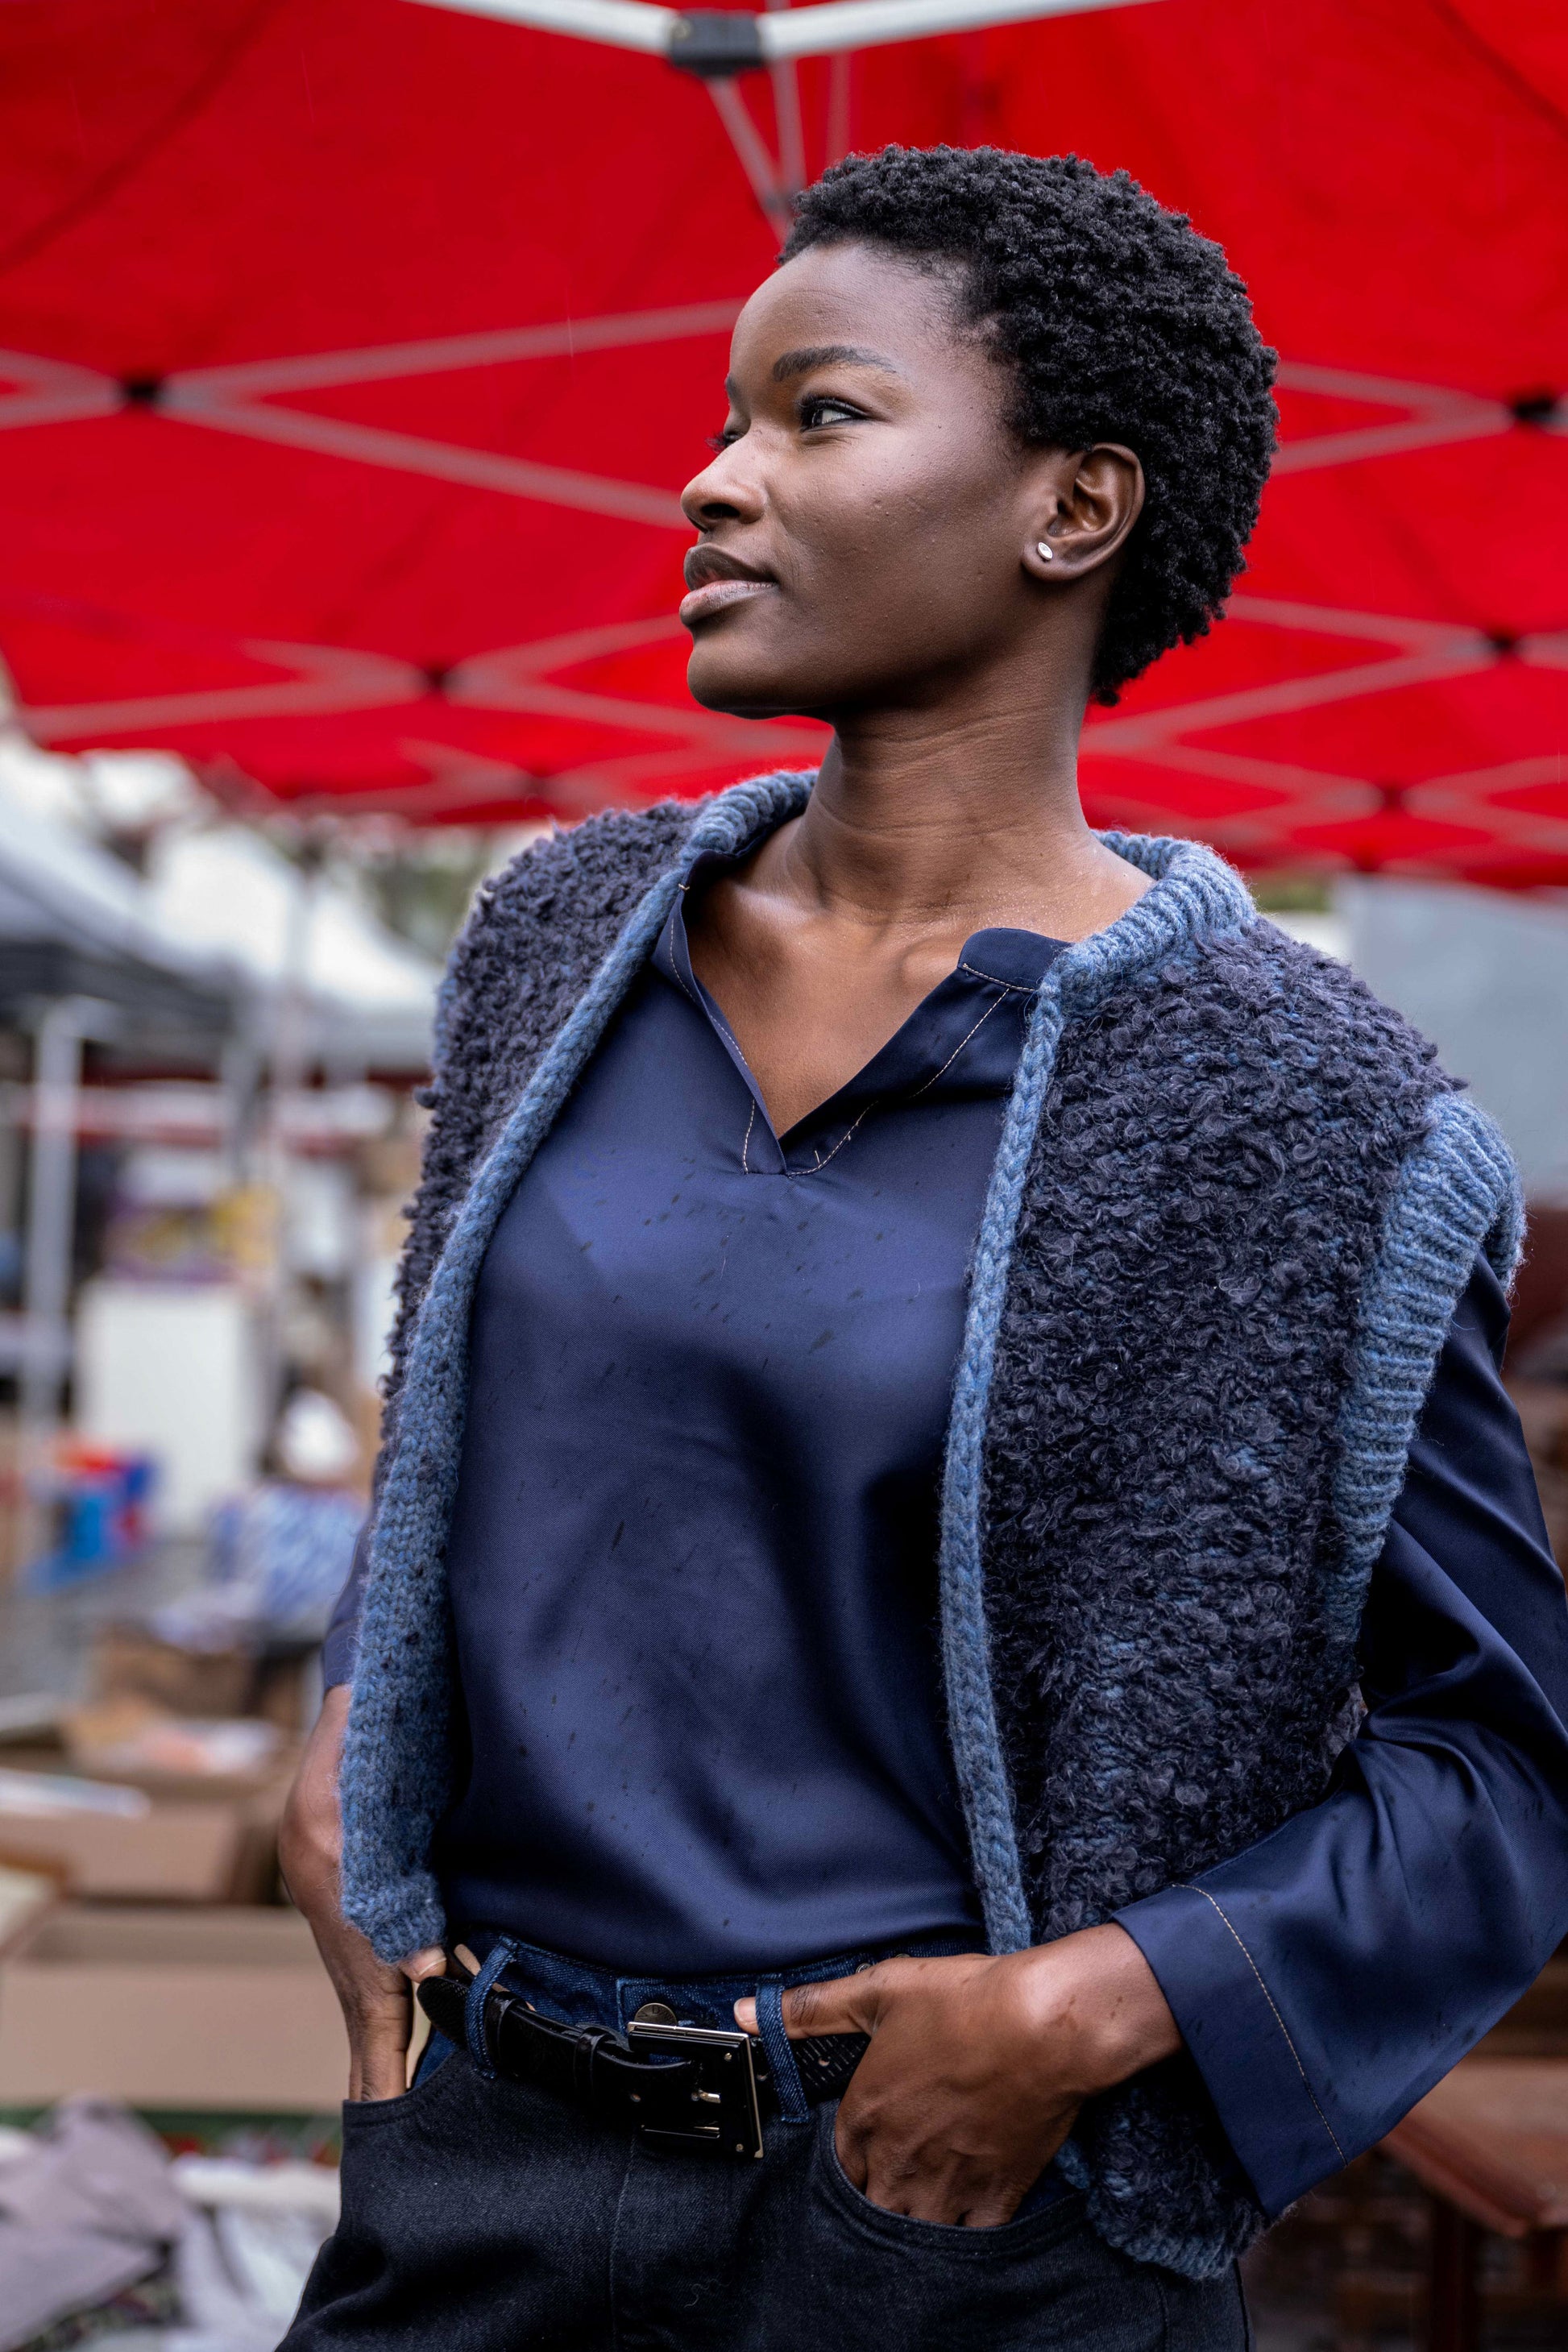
[475, 797, 702, 931]
[416, 798, 699, 1094]
[442, 767, 816, 1003]
[447, 798, 699, 991]
[1192, 906, 1446, 1084]
[1098, 834, 1446, 1094]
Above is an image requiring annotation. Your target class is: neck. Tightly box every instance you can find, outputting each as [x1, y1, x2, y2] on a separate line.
[766, 675, 1142, 944]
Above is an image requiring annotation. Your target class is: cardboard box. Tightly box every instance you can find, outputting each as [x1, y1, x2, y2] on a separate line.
[0, 1794, 255, 1902]
[90, 1624, 317, 1734]
[0, 1904, 348, 2110]
[64, 1698, 284, 1790]
[0, 1724, 297, 1902]
[90, 1625, 260, 1720]
[0, 1854, 62, 1956]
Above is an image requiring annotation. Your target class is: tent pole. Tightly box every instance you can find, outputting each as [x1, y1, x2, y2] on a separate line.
[761, 0, 807, 198]
[769, 60, 807, 197]
[825, 52, 852, 163]
[259, 845, 322, 1451]
[707, 79, 794, 241]
[19, 996, 115, 1558]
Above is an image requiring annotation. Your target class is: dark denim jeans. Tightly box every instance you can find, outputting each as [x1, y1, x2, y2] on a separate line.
[284, 1935, 1250, 2350]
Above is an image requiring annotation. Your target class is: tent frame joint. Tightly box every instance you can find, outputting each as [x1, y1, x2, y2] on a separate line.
[667, 10, 766, 74]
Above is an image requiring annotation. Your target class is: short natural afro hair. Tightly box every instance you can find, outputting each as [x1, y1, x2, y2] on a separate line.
[782, 146, 1277, 703]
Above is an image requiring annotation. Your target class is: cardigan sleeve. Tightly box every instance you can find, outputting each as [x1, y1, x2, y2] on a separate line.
[1115, 1257, 1568, 2217]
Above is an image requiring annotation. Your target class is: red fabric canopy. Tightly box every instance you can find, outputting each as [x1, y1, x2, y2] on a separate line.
[0, 0, 1564, 879]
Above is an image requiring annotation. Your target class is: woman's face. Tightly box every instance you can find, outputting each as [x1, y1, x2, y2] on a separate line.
[679, 240, 1079, 720]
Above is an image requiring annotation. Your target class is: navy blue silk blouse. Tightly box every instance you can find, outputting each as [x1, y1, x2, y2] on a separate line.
[326, 865, 1568, 2217]
[429, 878, 1066, 1967]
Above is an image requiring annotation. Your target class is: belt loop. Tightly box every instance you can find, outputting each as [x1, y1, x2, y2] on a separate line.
[755, 1980, 809, 2124]
[464, 1939, 516, 2080]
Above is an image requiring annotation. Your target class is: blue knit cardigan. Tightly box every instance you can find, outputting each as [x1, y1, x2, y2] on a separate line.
[340, 771, 1521, 2279]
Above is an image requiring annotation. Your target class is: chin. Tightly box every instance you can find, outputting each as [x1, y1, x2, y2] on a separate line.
[684, 647, 825, 722]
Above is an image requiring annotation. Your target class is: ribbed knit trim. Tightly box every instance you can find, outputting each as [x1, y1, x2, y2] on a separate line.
[1324, 1091, 1524, 1656]
[938, 832, 1257, 1955]
[340, 770, 812, 1960]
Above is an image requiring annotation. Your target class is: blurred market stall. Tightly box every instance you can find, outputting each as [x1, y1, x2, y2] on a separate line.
[0, 734, 439, 1622]
[0, 739, 438, 2345]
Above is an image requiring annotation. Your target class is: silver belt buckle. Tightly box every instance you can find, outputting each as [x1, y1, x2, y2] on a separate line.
[627, 2019, 765, 2159]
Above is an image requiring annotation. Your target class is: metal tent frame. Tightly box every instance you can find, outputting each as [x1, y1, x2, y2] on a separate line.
[408, 0, 1161, 235]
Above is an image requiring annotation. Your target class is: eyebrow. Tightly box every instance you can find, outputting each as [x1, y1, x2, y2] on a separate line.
[768, 343, 903, 384]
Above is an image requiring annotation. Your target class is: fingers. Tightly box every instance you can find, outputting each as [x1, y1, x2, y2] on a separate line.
[342, 1951, 418, 2101]
[346, 1948, 450, 2098]
[349, 2001, 417, 2102]
[782, 1967, 885, 2037]
[733, 1966, 882, 2040]
[313, 1925, 415, 2101]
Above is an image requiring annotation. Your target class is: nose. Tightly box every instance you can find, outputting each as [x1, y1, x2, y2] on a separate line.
[680, 442, 765, 532]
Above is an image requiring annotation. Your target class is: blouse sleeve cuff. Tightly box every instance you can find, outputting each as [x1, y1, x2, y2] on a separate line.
[1114, 1881, 1350, 2217]
[319, 1620, 359, 1691]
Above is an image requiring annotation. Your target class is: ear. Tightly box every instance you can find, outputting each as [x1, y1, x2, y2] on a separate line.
[1022, 444, 1145, 583]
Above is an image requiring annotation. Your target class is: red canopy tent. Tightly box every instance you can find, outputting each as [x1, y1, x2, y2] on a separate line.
[0, 0, 1563, 879]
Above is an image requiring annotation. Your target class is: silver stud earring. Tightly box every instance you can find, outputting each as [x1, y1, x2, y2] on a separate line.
[1036, 540, 1055, 562]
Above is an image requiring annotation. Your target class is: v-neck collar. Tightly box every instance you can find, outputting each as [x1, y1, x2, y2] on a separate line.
[652, 849, 1065, 1176]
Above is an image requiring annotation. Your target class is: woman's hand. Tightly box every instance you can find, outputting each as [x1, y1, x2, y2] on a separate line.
[280, 1685, 446, 2101]
[734, 1925, 1180, 2228]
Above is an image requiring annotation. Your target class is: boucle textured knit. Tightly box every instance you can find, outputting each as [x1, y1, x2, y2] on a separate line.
[340, 772, 1520, 2279]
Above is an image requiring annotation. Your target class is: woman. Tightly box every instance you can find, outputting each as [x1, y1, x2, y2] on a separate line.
[281, 147, 1568, 2349]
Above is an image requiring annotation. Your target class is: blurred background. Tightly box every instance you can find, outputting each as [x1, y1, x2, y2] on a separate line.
[0, 1, 1562, 2345]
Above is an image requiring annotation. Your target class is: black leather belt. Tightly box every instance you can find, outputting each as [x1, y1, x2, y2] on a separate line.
[418, 1971, 868, 2159]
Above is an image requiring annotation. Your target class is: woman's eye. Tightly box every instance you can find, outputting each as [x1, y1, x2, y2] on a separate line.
[800, 395, 865, 430]
[706, 425, 743, 453]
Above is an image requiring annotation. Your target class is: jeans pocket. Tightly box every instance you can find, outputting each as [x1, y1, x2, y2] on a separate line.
[341, 2036, 459, 2137]
[811, 2101, 1082, 2255]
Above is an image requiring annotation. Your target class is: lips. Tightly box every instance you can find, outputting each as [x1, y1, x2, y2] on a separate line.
[679, 576, 775, 627]
[679, 545, 777, 628]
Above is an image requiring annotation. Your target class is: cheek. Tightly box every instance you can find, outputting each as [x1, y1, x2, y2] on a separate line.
[684, 549, 1001, 712]
[790, 467, 1015, 641]
[685, 452, 1020, 710]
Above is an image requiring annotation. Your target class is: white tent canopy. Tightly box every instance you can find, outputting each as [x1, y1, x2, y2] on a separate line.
[0, 739, 439, 1069]
[148, 825, 440, 1073]
[0, 756, 230, 997]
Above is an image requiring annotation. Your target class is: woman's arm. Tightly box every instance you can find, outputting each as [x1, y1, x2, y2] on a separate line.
[747, 1260, 1568, 2226]
[1114, 1259, 1568, 2213]
[281, 1631, 446, 2099]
